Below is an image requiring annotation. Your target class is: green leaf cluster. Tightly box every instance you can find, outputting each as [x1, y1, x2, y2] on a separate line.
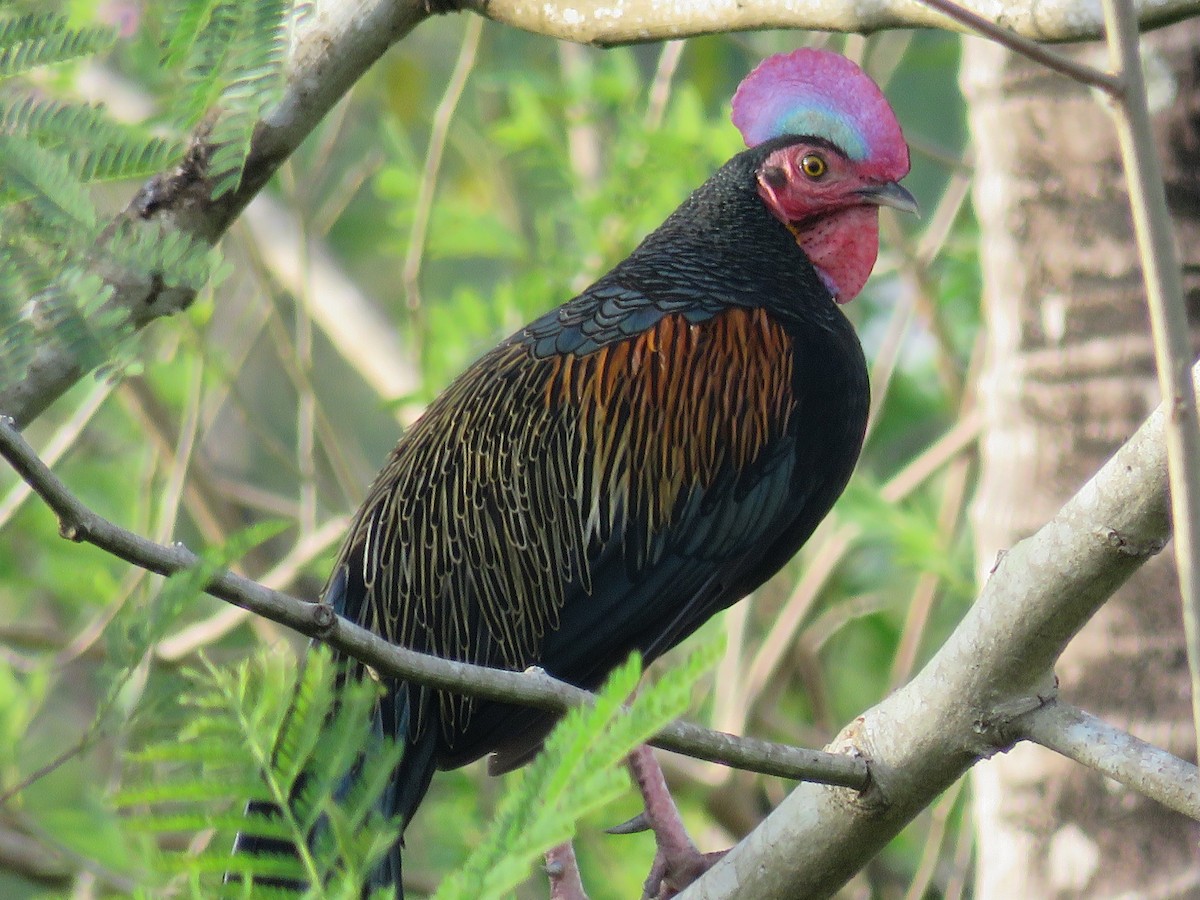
[161, 0, 296, 198]
[118, 645, 403, 898]
[0, 0, 295, 399]
[436, 635, 722, 899]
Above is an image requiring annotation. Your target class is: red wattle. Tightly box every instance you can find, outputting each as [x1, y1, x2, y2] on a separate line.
[793, 205, 880, 304]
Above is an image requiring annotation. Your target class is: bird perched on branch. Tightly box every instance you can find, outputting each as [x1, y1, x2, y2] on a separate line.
[235, 47, 913, 897]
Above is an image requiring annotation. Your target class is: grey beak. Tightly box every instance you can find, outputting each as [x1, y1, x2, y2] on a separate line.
[859, 181, 920, 217]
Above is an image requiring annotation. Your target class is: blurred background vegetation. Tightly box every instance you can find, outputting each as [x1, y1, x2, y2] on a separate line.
[0, 2, 980, 896]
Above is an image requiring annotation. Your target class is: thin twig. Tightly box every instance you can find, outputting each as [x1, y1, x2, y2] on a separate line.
[0, 381, 111, 530]
[403, 17, 484, 316]
[288, 179, 319, 538]
[1100, 0, 1200, 762]
[645, 41, 685, 130]
[891, 333, 984, 688]
[0, 416, 870, 790]
[154, 514, 348, 661]
[1017, 700, 1200, 820]
[941, 793, 975, 900]
[154, 355, 204, 545]
[258, 284, 367, 506]
[912, 0, 1123, 95]
[889, 455, 972, 688]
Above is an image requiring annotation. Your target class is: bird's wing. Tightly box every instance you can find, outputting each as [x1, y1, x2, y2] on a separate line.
[327, 294, 848, 761]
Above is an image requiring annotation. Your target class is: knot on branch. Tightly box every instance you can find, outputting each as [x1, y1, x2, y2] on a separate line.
[828, 717, 882, 809]
[133, 130, 213, 221]
[424, 0, 467, 14]
[311, 602, 337, 637]
[972, 686, 1057, 755]
[1100, 527, 1167, 557]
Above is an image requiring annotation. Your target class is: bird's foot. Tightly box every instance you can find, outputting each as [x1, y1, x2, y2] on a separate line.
[545, 840, 589, 900]
[642, 847, 727, 900]
[623, 745, 728, 900]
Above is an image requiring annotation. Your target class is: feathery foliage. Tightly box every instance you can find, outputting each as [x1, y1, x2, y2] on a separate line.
[118, 646, 403, 897]
[116, 633, 721, 897]
[0, 92, 183, 184]
[0, 11, 114, 77]
[162, 0, 297, 197]
[435, 636, 724, 900]
[0, 0, 294, 402]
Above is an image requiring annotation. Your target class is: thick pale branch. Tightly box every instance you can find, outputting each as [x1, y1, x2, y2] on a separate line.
[0, 416, 867, 790]
[681, 364, 1181, 899]
[1017, 700, 1200, 821]
[466, 0, 1197, 46]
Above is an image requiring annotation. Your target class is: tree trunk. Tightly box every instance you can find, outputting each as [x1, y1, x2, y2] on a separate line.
[964, 22, 1200, 899]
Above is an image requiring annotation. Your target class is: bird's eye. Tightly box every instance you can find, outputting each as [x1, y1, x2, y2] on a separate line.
[800, 153, 827, 179]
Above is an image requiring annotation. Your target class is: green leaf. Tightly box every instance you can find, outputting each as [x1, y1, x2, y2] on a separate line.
[162, 0, 294, 197]
[0, 133, 97, 229]
[0, 92, 184, 182]
[436, 634, 722, 900]
[0, 12, 115, 78]
[118, 646, 404, 893]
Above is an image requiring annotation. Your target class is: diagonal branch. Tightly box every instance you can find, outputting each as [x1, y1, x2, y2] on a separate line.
[0, 415, 867, 790]
[912, 0, 1121, 93]
[681, 363, 1187, 898]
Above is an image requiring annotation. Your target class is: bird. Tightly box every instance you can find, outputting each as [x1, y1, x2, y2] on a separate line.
[233, 47, 914, 898]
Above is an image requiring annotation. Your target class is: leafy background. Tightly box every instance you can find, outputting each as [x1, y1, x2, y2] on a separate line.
[0, 1, 978, 896]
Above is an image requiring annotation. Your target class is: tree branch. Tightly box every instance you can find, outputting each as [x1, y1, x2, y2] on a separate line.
[1017, 700, 1200, 821]
[680, 363, 1182, 899]
[463, 0, 1197, 47]
[0, 416, 867, 790]
[912, 0, 1121, 93]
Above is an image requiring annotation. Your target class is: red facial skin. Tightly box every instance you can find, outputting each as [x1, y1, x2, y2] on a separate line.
[756, 142, 888, 304]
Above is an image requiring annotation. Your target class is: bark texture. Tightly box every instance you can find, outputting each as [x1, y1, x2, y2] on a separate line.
[965, 22, 1200, 899]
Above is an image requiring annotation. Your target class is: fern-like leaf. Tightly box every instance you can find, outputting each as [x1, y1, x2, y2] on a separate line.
[163, 0, 294, 197]
[0, 92, 184, 182]
[161, 0, 223, 69]
[117, 646, 404, 895]
[436, 635, 724, 900]
[0, 12, 115, 78]
[0, 134, 97, 230]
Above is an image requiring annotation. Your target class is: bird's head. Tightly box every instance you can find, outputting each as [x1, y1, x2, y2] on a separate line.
[732, 49, 916, 304]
